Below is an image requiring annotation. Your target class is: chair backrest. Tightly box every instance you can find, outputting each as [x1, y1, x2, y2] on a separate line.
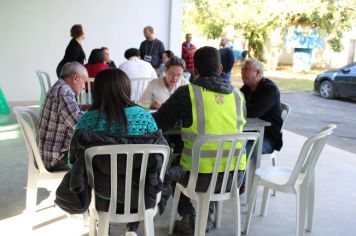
[187, 132, 259, 197]
[13, 106, 49, 174]
[131, 77, 155, 103]
[77, 77, 95, 104]
[288, 124, 336, 186]
[36, 70, 52, 109]
[85, 144, 170, 222]
[280, 102, 291, 130]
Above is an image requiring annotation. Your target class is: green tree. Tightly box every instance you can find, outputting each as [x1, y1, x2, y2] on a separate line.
[184, 0, 355, 69]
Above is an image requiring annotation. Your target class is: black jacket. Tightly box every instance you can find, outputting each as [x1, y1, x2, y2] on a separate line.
[55, 129, 168, 214]
[240, 78, 283, 151]
[56, 39, 86, 77]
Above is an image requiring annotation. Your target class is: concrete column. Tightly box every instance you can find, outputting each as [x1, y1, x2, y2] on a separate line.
[168, 0, 183, 56]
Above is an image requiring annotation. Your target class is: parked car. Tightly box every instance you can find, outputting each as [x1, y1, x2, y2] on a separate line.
[314, 62, 356, 99]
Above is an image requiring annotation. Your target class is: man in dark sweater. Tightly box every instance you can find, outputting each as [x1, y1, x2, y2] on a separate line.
[219, 36, 235, 80]
[240, 58, 283, 153]
[139, 26, 165, 70]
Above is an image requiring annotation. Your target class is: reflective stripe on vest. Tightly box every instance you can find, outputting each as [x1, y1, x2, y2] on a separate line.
[180, 84, 246, 173]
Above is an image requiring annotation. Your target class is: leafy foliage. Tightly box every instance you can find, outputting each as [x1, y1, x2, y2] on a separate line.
[184, 0, 355, 62]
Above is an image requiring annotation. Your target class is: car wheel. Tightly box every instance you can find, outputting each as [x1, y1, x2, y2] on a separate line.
[319, 80, 334, 99]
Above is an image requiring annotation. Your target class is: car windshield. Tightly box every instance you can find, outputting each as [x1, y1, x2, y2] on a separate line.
[342, 63, 356, 71]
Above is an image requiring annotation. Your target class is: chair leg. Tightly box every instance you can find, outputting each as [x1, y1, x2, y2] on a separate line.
[89, 216, 97, 236]
[169, 185, 181, 235]
[306, 175, 315, 232]
[260, 187, 271, 216]
[97, 212, 110, 236]
[215, 201, 223, 229]
[296, 184, 308, 236]
[83, 210, 89, 226]
[144, 212, 155, 236]
[243, 176, 260, 234]
[271, 156, 277, 196]
[233, 194, 241, 236]
[25, 173, 38, 215]
[195, 194, 210, 236]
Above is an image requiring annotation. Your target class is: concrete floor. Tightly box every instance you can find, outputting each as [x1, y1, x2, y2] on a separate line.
[1, 112, 356, 236]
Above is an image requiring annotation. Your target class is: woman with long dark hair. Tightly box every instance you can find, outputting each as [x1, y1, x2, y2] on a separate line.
[56, 24, 86, 78]
[76, 68, 157, 134]
[73, 68, 159, 236]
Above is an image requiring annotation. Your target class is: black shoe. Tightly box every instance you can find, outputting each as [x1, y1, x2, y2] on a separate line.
[126, 222, 139, 232]
[173, 214, 195, 235]
[239, 185, 246, 195]
[205, 213, 215, 233]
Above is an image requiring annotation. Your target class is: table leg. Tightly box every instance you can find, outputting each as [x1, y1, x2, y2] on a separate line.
[246, 127, 264, 206]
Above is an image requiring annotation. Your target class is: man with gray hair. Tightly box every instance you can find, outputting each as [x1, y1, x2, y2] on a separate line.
[37, 62, 88, 171]
[240, 58, 283, 154]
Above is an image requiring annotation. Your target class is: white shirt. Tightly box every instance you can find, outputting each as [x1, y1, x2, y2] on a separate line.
[139, 76, 189, 104]
[119, 56, 158, 101]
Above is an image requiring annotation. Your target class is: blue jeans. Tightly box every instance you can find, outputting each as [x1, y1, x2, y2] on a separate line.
[246, 137, 274, 156]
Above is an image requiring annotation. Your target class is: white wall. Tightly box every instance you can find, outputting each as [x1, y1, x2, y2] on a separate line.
[0, 0, 182, 101]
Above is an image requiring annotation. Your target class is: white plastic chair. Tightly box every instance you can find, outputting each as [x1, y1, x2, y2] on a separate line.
[78, 77, 95, 104]
[243, 124, 336, 236]
[131, 77, 155, 103]
[36, 70, 52, 110]
[168, 133, 259, 236]
[13, 106, 66, 215]
[261, 102, 291, 196]
[85, 144, 170, 236]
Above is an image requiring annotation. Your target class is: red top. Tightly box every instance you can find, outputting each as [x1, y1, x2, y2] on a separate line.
[181, 42, 196, 72]
[84, 63, 109, 90]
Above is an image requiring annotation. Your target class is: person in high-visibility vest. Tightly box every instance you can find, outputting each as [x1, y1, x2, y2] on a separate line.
[153, 46, 246, 234]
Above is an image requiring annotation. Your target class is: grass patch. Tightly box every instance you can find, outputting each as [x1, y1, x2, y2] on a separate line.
[271, 78, 314, 93]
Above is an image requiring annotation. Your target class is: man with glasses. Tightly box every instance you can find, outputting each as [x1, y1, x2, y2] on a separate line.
[37, 62, 88, 171]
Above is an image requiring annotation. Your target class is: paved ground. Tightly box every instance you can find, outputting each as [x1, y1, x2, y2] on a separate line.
[281, 91, 356, 154]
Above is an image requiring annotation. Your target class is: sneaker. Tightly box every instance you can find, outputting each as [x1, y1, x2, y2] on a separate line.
[239, 185, 246, 195]
[125, 222, 139, 236]
[173, 214, 195, 235]
[125, 232, 137, 236]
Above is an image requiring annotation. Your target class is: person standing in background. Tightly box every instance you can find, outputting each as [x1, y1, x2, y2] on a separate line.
[139, 26, 165, 72]
[181, 33, 196, 75]
[219, 35, 235, 81]
[56, 24, 86, 78]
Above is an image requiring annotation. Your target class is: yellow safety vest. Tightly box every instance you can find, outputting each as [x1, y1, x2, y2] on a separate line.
[181, 84, 247, 173]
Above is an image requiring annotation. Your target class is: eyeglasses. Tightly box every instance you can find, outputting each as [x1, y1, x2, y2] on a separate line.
[167, 72, 183, 78]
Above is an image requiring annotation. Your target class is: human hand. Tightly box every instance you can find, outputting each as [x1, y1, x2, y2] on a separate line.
[79, 104, 91, 111]
[150, 100, 161, 109]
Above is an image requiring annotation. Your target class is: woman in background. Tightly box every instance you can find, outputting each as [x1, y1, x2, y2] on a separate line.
[140, 56, 189, 109]
[84, 48, 109, 91]
[56, 24, 86, 78]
